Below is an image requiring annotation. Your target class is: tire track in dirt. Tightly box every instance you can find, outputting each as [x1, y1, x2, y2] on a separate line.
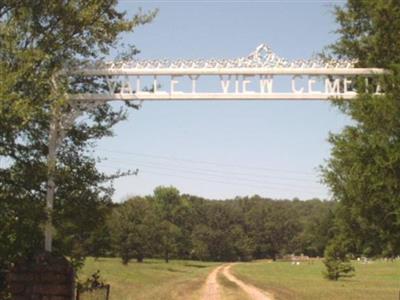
[201, 265, 225, 300]
[201, 264, 273, 300]
[222, 264, 273, 300]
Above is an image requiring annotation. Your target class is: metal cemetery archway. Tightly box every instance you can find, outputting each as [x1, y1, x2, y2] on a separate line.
[68, 44, 385, 102]
[44, 44, 385, 251]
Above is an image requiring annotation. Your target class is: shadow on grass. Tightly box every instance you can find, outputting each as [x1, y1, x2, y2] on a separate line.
[184, 263, 210, 268]
[167, 268, 188, 273]
[142, 260, 161, 264]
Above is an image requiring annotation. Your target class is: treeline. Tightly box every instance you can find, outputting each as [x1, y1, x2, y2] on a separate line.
[91, 186, 336, 264]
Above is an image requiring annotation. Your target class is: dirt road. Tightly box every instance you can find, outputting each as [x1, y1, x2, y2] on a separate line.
[201, 265, 225, 300]
[201, 264, 273, 300]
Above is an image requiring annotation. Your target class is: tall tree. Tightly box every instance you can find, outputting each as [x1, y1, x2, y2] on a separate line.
[0, 0, 156, 271]
[109, 197, 157, 264]
[323, 0, 400, 258]
[153, 186, 190, 263]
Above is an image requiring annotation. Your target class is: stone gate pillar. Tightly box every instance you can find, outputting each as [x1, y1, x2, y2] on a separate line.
[7, 252, 75, 300]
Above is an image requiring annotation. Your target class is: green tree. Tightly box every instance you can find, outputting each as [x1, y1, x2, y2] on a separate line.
[299, 201, 336, 257]
[191, 224, 212, 260]
[0, 0, 156, 272]
[230, 225, 254, 261]
[153, 186, 190, 263]
[109, 197, 157, 264]
[323, 0, 400, 258]
[105, 190, 336, 263]
[323, 239, 354, 281]
[158, 221, 181, 263]
[262, 204, 301, 260]
[85, 222, 113, 260]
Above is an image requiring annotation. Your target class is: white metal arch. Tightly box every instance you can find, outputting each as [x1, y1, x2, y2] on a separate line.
[68, 44, 385, 102]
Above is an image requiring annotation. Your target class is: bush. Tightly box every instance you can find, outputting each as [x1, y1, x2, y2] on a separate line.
[323, 241, 354, 280]
[77, 270, 108, 292]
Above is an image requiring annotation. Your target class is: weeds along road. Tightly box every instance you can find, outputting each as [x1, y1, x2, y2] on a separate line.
[201, 263, 273, 300]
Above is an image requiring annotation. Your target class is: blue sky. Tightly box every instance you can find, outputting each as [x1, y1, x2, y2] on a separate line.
[95, 0, 350, 201]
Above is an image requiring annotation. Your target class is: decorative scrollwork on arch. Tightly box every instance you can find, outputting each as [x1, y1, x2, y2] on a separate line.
[82, 43, 356, 71]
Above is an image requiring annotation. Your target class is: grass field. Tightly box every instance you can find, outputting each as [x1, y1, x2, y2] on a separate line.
[79, 258, 219, 300]
[232, 259, 400, 300]
[79, 258, 400, 300]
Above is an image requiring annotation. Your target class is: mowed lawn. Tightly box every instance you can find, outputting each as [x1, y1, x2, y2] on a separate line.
[79, 257, 219, 300]
[232, 259, 400, 300]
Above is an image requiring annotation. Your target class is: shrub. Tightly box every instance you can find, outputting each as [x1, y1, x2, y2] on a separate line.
[323, 241, 354, 280]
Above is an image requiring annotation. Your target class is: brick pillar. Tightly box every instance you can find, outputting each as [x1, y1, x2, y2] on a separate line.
[7, 252, 75, 300]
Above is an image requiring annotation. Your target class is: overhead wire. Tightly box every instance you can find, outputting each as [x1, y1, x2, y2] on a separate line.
[100, 157, 323, 190]
[99, 164, 325, 195]
[96, 148, 316, 176]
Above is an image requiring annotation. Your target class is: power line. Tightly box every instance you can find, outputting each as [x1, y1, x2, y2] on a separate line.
[101, 158, 323, 190]
[96, 148, 316, 176]
[99, 162, 324, 193]
[142, 169, 322, 194]
[99, 164, 311, 194]
[104, 156, 321, 183]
